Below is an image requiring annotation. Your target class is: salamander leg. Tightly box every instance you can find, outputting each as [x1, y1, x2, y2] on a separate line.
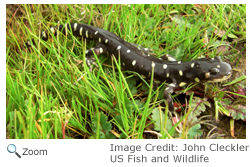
[84, 44, 107, 71]
[164, 83, 177, 112]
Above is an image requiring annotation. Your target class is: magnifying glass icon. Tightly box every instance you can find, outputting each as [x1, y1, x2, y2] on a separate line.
[7, 144, 21, 158]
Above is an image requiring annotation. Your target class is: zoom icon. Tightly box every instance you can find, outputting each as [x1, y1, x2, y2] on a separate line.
[7, 144, 21, 158]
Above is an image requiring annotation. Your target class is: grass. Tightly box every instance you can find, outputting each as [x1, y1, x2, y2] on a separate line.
[6, 4, 246, 139]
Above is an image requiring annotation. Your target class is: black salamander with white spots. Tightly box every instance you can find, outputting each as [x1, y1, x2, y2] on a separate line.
[24, 23, 232, 111]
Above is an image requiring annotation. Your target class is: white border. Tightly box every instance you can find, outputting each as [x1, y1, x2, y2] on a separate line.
[2, 2, 250, 166]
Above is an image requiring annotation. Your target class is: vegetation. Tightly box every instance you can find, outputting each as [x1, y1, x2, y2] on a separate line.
[6, 4, 246, 139]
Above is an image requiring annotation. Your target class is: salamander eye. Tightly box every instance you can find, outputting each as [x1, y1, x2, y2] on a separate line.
[210, 68, 220, 75]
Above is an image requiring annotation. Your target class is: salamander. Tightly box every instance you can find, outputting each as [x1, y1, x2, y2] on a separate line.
[24, 23, 232, 111]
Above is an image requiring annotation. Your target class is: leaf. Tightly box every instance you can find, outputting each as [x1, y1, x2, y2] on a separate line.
[188, 124, 203, 139]
[228, 104, 246, 121]
[135, 99, 144, 109]
[214, 29, 226, 38]
[216, 45, 230, 54]
[168, 44, 185, 60]
[126, 76, 137, 87]
[130, 86, 138, 96]
[140, 82, 150, 94]
[124, 97, 136, 116]
[222, 98, 232, 105]
[92, 112, 113, 139]
[221, 100, 246, 121]
[126, 76, 138, 96]
[210, 40, 229, 48]
[114, 115, 123, 127]
[189, 97, 211, 117]
[152, 108, 173, 131]
[175, 44, 185, 60]
[227, 33, 238, 39]
[172, 15, 192, 28]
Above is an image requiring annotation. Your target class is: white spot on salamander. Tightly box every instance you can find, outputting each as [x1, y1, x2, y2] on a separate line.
[205, 72, 210, 79]
[127, 50, 130, 53]
[42, 31, 46, 38]
[179, 70, 183, 76]
[168, 56, 176, 61]
[169, 83, 176, 87]
[86, 30, 88, 38]
[74, 23, 77, 31]
[100, 48, 103, 54]
[191, 63, 195, 68]
[105, 39, 108, 43]
[217, 65, 220, 68]
[166, 73, 169, 77]
[163, 64, 167, 69]
[50, 27, 55, 34]
[195, 77, 200, 82]
[94, 31, 98, 35]
[99, 38, 101, 42]
[179, 82, 186, 87]
[117, 46, 121, 50]
[79, 27, 83, 36]
[178, 61, 181, 64]
[132, 60, 136, 66]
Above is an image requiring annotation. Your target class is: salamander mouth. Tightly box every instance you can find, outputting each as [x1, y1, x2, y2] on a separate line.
[207, 71, 232, 82]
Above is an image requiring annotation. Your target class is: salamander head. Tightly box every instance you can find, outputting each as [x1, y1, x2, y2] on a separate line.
[187, 56, 232, 83]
